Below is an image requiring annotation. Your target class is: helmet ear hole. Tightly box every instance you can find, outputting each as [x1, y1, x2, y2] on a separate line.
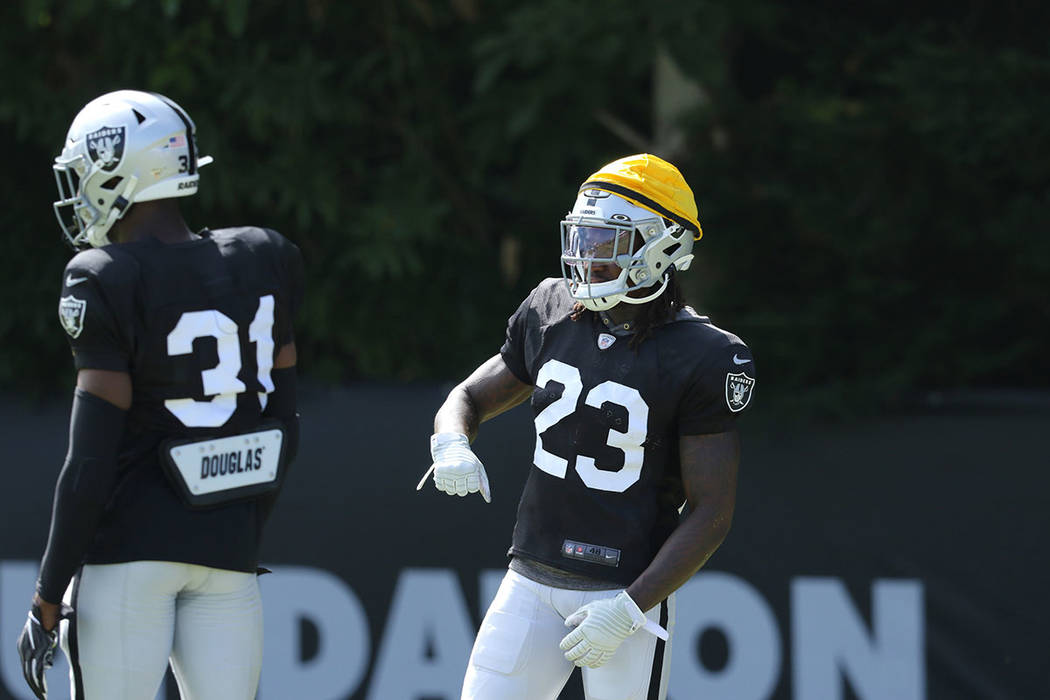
[100, 176, 123, 190]
[663, 242, 681, 257]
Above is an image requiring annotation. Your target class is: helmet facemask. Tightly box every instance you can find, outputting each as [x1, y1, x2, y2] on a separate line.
[53, 151, 137, 249]
[560, 190, 695, 312]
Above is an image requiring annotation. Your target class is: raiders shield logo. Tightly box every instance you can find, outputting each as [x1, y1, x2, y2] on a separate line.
[86, 125, 126, 172]
[59, 295, 87, 338]
[725, 371, 755, 412]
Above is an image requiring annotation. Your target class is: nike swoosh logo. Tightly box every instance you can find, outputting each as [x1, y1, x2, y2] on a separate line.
[732, 354, 751, 365]
[66, 275, 88, 287]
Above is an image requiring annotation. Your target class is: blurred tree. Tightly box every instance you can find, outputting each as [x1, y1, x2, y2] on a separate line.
[0, 0, 1045, 416]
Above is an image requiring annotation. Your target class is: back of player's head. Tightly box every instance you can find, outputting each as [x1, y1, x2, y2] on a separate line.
[53, 90, 214, 249]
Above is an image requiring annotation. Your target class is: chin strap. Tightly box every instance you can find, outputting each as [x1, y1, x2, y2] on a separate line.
[617, 274, 669, 305]
[573, 265, 673, 312]
[91, 174, 138, 247]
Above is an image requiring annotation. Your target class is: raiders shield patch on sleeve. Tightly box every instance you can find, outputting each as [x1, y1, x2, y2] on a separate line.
[725, 371, 755, 412]
[59, 295, 87, 338]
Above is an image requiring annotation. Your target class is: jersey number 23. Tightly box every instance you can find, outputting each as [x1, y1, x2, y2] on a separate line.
[533, 359, 649, 493]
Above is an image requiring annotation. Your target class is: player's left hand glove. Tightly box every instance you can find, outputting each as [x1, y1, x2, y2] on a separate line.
[16, 603, 63, 699]
[559, 591, 665, 669]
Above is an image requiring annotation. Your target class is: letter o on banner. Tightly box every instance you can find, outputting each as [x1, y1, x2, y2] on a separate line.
[669, 572, 781, 700]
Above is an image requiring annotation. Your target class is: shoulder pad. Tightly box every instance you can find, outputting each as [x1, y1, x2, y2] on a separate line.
[209, 226, 270, 244]
[212, 226, 300, 260]
[673, 305, 710, 324]
[529, 277, 576, 324]
[65, 247, 115, 276]
[64, 246, 139, 287]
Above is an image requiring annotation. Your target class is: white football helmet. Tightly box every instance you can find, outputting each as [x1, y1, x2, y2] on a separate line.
[52, 90, 213, 249]
[560, 189, 695, 311]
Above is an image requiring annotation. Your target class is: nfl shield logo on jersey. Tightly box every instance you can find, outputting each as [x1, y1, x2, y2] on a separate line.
[597, 333, 616, 350]
[59, 295, 87, 338]
[725, 371, 755, 412]
[86, 125, 126, 171]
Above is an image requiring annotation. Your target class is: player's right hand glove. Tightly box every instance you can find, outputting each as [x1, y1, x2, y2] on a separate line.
[16, 604, 60, 700]
[559, 591, 667, 669]
[428, 432, 491, 502]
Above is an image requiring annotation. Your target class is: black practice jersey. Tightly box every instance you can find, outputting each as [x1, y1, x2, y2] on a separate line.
[56, 227, 304, 572]
[500, 278, 755, 584]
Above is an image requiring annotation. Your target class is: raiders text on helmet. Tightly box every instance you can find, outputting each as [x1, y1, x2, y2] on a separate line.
[560, 154, 701, 311]
[52, 90, 214, 249]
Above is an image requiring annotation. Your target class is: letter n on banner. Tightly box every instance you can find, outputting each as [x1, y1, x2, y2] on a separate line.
[792, 577, 924, 700]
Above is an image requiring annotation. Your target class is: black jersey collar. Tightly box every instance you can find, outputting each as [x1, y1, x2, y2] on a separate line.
[597, 311, 637, 336]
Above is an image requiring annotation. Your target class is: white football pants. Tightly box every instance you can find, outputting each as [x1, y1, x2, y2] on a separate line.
[59, 561, 263, 700]
[463, 569, 675, 700]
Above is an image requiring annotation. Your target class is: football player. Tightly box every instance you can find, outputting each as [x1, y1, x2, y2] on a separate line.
[16, 90, 304, 699]
[422, 154, 755, 699]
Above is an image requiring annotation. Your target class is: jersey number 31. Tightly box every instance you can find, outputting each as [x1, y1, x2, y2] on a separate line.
[533, 359, 649, 493]
[164, 295, 276, 428]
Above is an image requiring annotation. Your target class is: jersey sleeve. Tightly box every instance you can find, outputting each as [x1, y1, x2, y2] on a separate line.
[58, 253, 132, 372]
[499, 285, 540, 384]
[265, 229, 305, 346]
[678, 342, 756, 435]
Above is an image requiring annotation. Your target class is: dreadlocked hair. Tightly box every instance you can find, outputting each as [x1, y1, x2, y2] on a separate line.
[629, 268, 687, 349]
[569, 268, 687, 350]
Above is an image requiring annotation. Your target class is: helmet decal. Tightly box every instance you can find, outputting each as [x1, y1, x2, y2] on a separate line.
[86, 126, 125, 172]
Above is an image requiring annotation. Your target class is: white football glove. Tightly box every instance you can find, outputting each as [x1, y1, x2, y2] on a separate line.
[420, 433, 491, 503]
[559, 591, 666, 668]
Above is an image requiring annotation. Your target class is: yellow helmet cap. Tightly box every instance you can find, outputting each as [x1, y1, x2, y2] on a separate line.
[580, 153, 702, 240]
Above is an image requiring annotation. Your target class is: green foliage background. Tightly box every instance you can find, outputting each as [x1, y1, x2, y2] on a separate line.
[1, 0, 1047, 413]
